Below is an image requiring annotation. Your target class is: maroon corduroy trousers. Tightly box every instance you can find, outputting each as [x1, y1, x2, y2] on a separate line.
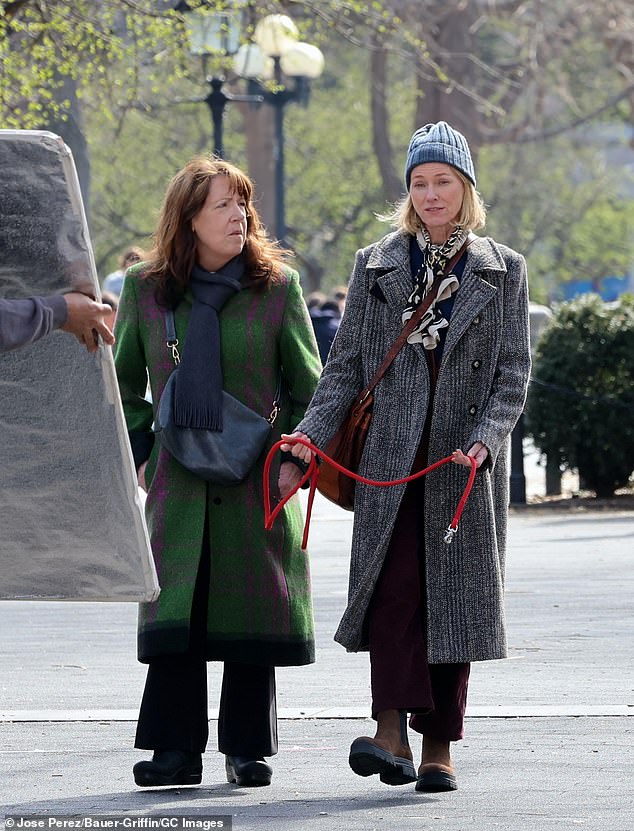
[367, 473, 470, 741]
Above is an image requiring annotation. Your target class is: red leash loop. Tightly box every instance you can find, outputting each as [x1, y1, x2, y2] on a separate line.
[263, 438, 477, 550]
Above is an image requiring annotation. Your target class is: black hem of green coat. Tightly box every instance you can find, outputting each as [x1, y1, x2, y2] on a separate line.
[138, 629, 315, 667]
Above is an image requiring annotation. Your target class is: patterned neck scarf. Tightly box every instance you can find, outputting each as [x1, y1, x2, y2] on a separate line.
[402, 225, 468, 349]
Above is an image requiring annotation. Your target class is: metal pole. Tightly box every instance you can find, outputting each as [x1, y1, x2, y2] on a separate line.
[509, 412, 527, 504]
[206, 77, 227, 158]
[545, 454, 562, 496]
[272, 57, 286, 246]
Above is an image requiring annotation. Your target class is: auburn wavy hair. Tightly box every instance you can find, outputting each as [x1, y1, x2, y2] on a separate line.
[142, 156, 289, 308]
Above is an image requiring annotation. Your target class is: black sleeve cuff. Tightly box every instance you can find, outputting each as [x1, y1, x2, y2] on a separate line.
[129, 431, 155, 472]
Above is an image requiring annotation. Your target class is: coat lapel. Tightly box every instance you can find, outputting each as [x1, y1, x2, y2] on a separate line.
[364, 233, 507, 365]
[441, 237, 505, 361]
[366, 232, 431, 370]
[366, 231, 413, 313]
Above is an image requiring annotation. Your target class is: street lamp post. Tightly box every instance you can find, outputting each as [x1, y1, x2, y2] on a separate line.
[234, 15, 324, 245]
[510, 415, 527, 504]
[205, 76, 229, 158]
[177, 7, 324, 240]
[201, 75, 262, 159]
[177, 0, 260, 158]
[270, 56, 291, 248]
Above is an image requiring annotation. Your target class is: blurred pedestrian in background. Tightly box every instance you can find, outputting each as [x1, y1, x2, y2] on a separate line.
[310, 298, 342, 364]
[330, 285, 348, 314]
[102, 245, 145, 297]
[282, 121, 531, 794]
[114, 156, 321, 790]
[306, 290, 327, 312]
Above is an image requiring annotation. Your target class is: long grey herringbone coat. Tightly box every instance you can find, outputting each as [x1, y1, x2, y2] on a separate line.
[296, 231, 531, 663]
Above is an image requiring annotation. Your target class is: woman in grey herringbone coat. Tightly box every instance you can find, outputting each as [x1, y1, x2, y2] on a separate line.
[283, 122, 531, 793]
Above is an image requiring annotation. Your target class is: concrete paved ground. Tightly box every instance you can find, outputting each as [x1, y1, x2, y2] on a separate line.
[2, 717, 633, 830]
[1, 480, 633, 830]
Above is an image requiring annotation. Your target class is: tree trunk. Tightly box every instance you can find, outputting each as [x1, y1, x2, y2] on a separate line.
[370, 39, 403, 203]
[45, 74, 91, 220]
[243, 103, 276, 238]
[413, 5, 482, 158]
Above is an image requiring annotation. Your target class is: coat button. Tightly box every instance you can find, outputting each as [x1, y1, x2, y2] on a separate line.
[213, 497, 222, 505]
[469, 405, 477, 415]
[472, 359, 481, 369]
[473, 315, 480, 324]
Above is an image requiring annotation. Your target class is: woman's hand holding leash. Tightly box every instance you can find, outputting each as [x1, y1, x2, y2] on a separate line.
[280, 431, 314, 464]
[278, 433, 315, 498]
[452, 442, 488, 469]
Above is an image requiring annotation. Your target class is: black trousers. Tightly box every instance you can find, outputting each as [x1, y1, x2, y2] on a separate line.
[135, 511, 278, 757]
[134, 656, 278, 755]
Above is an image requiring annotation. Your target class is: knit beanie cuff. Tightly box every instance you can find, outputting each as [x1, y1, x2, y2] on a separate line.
[404, 121, 476, 189]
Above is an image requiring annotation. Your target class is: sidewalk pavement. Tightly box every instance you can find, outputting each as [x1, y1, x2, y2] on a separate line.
[1, 454, 633, 830]
[2, 716, 632, 830]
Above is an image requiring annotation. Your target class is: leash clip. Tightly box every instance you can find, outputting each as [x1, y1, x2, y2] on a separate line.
[443, 526, 456, 545]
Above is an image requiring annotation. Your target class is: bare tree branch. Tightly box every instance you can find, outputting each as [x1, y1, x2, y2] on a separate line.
[489, 84, 634, 144]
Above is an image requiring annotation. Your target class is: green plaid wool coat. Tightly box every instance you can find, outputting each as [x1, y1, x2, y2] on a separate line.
[114, 266, 322, 666]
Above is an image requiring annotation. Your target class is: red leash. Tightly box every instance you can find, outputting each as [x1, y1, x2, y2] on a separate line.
[263, 438, 477, 550]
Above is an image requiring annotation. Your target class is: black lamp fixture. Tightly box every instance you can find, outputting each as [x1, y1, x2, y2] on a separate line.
[233, 14, 324, 245]
[176, 0, 261, 158]
[176, 6, 324, 245]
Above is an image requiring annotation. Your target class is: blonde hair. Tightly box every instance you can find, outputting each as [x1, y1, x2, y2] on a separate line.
[381, 169, 487, 234]
[143, 156, 289, 307]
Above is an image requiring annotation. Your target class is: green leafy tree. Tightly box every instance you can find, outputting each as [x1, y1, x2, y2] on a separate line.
[3, 1, 634, 292]
[526, 294, 634, 497]
[480, 139, 634, 304]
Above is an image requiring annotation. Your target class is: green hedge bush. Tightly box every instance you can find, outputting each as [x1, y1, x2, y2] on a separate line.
[525, 293, 634, 498]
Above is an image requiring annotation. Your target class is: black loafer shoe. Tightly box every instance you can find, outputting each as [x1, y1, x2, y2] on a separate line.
[348, 738, 417, 786]
[225, 755, 272, 787]
[133, 750, 203, 787]
[415, 766, 457, 792]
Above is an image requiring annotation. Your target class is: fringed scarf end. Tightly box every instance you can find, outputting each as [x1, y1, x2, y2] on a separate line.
[173, 401, 224, 431]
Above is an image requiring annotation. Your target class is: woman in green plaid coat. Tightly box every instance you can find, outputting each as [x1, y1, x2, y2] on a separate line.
[114, 157, 321, 790]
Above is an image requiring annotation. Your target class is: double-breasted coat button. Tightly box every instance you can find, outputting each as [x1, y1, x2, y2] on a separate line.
[469, 405, 477, 415]
[213, 496, 222, 505]
[472, 359, 481, 369]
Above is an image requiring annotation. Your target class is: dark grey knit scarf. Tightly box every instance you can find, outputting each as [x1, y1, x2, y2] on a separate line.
[173, 254, 244, 430]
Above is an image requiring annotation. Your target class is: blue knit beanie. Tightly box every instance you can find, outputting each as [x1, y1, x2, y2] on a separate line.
[404, 121, 475, 190]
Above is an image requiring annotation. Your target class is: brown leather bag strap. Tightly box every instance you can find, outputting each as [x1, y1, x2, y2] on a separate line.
[354, 239, 471, 405]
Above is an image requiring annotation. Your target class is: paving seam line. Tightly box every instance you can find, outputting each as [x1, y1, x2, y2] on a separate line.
[1, 706, 633, 723]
